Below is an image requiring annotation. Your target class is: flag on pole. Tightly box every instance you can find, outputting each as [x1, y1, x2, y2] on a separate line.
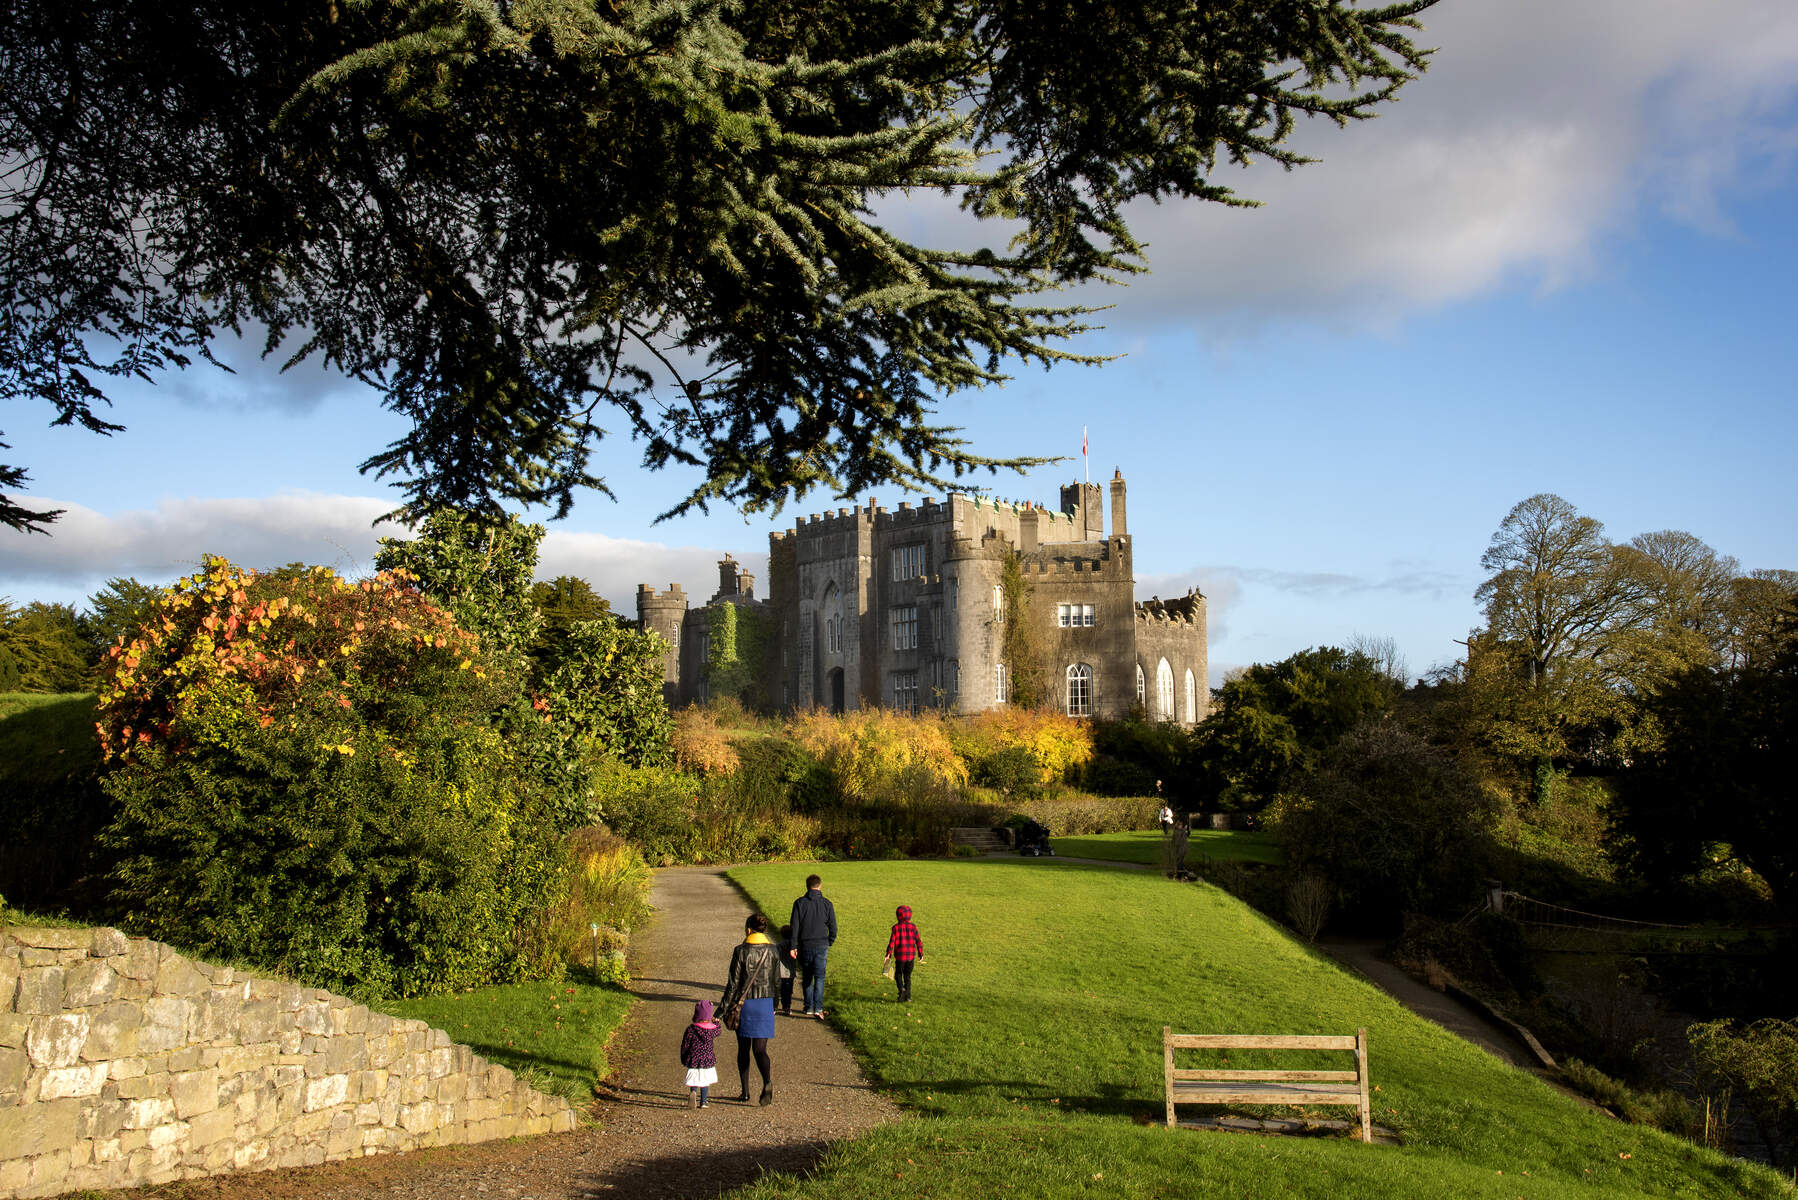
[1082, 426, 1089, 482]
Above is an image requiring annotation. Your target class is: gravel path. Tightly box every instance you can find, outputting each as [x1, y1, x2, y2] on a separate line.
[150, 867, 900, 1200]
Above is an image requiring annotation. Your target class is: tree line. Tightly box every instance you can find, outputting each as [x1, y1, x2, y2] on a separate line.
[1178, 491, 1796, 921]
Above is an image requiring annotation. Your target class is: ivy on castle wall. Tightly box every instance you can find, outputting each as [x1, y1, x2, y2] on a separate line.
[1000, 552, 1051, 709]
[704, 601, 774, 711]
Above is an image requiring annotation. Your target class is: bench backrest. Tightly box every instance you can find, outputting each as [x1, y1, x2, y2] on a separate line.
[1162, 1027, 1371, 1142]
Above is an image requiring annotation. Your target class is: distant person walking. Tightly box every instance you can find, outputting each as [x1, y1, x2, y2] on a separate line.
[883, 904, 924, 1003]
[1158, 801, 1174, 835]
[718, 914, 780, 1104]
[678, 1000, 720, 1109]
[789, 873, 838, 1018]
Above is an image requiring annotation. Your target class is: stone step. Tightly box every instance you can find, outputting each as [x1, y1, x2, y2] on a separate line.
[949, 826, 1011, 851]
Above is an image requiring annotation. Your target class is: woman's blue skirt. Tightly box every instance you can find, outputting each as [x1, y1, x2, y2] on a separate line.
[736, 996, 776, 1039]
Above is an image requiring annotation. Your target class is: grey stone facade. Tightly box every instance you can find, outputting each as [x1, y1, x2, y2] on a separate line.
[637, 472, 1208, 725]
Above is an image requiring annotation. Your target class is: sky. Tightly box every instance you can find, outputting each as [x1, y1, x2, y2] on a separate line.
[5, 0, 1798, 686]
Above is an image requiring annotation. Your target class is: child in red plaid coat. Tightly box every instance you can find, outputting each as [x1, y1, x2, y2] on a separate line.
[883, 904, 924, 1002]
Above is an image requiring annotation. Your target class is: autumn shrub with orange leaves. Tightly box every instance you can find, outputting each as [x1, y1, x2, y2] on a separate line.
[93, 556, 568, 999]
[670, 705, 742, 775]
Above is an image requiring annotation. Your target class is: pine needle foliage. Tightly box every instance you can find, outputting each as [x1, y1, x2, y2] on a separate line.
[3, 0, 1436, 532]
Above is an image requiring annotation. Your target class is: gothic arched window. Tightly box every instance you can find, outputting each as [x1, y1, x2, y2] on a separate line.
[1066, 663, 1093, 717]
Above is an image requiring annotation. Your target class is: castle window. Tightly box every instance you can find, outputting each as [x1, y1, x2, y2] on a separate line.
[892, 544, 925, 581]
[891, 605, 918, 650]
[950, 578, 958, 610]
[1066, 663, 1093, 717]
[931, 659, 943, 705]
[1057, 603, 1096, 628]
[823, 582, 842, 655]
[892, 671, 918, 712]
[948, 659, 959, 698]
[994, 661, 1009, 703]
[1156, 659, 1175, 722]
[1135, 664, 1146, 707]
[992, 584, 1003, 619]
[1184, 669, 1198, 724]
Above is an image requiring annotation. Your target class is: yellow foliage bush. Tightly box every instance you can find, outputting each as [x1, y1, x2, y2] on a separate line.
[671, 706, 741, 776]
[790, 709, 968, 805]
[952, 708, 1096, 786]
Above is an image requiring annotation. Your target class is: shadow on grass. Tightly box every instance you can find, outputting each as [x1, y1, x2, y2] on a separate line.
[894, 1075, 1151, 1118]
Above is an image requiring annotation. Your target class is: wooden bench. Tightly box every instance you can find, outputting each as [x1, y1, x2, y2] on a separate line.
[1163, 1028, 1372, 1143]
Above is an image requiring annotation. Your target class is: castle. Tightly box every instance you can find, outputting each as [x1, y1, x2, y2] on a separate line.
[635, 471, 1207, 724]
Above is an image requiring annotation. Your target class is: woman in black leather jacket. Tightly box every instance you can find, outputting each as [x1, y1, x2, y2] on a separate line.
[719, 912, 780, 1103]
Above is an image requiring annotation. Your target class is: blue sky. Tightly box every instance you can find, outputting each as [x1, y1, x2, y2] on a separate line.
[5, 0, 1797, 685]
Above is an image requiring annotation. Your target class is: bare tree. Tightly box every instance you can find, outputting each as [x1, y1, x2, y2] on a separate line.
[1348, 633, 1409, 686]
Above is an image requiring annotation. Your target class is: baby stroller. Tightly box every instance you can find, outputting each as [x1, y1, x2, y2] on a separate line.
[1015, 818, 1055, 857]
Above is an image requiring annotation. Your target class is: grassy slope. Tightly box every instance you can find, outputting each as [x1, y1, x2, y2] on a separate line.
[0, 691, 94, 721]
[726, 859, 1787, 1200]
[1051, 828, 1280, 865]
[383, 979, 633, 1107]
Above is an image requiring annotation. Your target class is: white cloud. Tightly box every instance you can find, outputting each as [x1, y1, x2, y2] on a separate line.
[536, 533, 766, 615]
[877, 0, 1798, 335]
[0, 493, 394, 590]
[0, 493, 761, 618]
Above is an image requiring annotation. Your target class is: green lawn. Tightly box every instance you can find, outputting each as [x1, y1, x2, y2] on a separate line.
[726, 858, 1788, 1200]
[1051, 827, 1281, 865]
[0, 691, 92, 720]
[381, 977, 634, 1107]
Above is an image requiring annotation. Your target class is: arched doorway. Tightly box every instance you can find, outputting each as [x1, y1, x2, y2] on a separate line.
[827, 667, 846, 714]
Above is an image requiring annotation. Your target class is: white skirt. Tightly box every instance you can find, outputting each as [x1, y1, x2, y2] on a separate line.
[685, 1066, 718, 1087]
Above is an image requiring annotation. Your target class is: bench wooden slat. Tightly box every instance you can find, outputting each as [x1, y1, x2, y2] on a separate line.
[1167, 1033, 1358, 1051]
[1172, 1069, 1358, 1083]
[1173, 1081, 1363, 1105]
[1163, 1027, 1372, 1144]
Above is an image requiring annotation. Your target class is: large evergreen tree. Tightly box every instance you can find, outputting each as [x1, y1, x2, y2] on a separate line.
[2, 0, 1436, 533]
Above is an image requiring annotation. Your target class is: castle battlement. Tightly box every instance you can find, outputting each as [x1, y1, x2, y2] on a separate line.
[637, 583, 688, 604]
[1135, 590, 1205, 625]
[1022, 556, 1111, 575]
[776, 490, 1091, 540]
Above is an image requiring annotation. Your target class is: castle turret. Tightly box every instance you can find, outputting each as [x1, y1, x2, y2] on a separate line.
[1109, 469, 1128, 539]
[635, 583, 689, 705]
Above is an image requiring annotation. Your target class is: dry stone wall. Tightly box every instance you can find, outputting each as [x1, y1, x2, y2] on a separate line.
[0, 924, 576, 1199]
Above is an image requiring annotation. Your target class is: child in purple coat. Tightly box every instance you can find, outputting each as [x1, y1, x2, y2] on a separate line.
[679, 1000, 721, 1108]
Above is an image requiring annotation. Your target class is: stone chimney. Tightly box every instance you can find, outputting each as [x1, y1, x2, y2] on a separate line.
[1109, 469, 1128, 539]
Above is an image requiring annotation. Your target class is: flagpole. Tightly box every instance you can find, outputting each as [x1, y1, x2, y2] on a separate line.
[1083, 425, 1089, 484]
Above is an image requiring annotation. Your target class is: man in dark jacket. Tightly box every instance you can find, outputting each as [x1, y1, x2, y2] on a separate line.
[788, 874, 837, 1018]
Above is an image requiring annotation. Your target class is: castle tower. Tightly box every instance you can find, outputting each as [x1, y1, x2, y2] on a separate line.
[1059, 482, 1104, 542]
[635, 583, 688, 706]
[1109, 469, 1128, 539]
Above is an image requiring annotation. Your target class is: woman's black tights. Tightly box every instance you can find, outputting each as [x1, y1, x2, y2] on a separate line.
[736, 1035, 771, 1092]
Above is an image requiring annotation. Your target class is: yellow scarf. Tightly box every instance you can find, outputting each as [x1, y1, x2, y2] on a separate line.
[745, 931, 771, 944]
